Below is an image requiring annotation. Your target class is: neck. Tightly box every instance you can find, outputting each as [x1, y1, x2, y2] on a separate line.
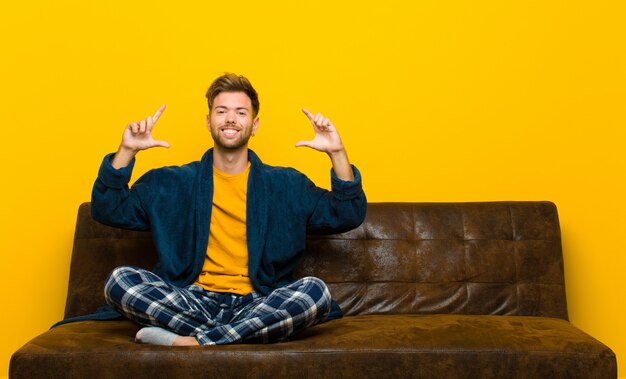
[212, 146, 249, 174]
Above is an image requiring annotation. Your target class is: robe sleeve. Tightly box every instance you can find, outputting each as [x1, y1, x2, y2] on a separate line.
[91, 153, 151, 231]
[305, 165, 367, 235]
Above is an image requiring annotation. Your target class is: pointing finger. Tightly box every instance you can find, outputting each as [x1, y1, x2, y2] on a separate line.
[302, 108, 315, 123]
[153, 104, 166, 123]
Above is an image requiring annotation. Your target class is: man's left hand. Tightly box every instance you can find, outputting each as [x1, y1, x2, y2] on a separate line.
[296, 108, 345, 155]
[295, 108, 354, 181]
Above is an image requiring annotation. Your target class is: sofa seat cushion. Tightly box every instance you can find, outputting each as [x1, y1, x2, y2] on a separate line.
[11, 315, 615, 379]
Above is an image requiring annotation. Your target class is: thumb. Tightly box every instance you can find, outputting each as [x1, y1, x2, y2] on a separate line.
[295, 140, 312, 148]
[153, 140, 171, 149]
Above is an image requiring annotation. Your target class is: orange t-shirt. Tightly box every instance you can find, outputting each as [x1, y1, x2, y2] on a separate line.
[194, 162, 253, 295]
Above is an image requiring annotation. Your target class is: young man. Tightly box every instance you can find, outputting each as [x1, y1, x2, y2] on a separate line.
[92, 73, 366, 346]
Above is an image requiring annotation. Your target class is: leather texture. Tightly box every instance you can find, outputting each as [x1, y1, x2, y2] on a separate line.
[10, 201, 617, 378]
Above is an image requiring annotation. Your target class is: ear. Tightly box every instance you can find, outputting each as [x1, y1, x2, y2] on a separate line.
[206, 114, 211, 130]
[252, 116, 260, 136]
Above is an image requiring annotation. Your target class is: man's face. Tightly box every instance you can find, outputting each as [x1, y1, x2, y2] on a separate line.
[207, 91, 259, 151]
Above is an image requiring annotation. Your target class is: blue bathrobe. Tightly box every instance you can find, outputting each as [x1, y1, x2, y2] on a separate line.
[56, 148, 366, 326]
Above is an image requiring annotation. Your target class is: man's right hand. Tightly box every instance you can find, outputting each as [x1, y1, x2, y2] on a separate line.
[112, 105, 170, 169]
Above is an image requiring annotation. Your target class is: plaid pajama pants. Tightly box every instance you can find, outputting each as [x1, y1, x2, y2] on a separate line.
[104, 266, 332, 345]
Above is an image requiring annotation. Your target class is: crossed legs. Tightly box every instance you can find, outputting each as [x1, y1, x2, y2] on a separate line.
[104, 266, 332, 345]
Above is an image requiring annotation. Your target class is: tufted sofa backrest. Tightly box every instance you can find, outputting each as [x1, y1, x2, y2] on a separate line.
[296, 202, 567, 319]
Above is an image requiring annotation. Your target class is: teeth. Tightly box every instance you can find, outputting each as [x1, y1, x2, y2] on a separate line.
[222, 129, 238, 136]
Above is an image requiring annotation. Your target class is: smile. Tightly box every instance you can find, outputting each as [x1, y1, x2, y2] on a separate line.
[220, 128, 240, 137]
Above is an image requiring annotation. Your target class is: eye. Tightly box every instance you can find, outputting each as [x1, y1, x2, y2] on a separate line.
[238, 111, 247, 116]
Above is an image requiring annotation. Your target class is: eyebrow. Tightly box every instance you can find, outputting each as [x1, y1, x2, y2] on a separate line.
[215, 105, 249, 111]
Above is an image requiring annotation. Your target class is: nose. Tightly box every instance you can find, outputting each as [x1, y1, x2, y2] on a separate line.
[225, 110, 236, 123]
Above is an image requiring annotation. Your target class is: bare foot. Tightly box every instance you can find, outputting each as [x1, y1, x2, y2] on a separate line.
[172, 336, 200, 346]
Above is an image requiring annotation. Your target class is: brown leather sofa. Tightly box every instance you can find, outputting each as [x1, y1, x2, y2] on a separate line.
[11, 201, 617, 378]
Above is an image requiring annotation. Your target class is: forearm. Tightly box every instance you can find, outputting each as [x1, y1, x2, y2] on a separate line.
[328, 149, 354, 181]
[111, 146, 138, 169]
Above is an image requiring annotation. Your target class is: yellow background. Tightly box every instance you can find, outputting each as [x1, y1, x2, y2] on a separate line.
[1, 0, 624, 377]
